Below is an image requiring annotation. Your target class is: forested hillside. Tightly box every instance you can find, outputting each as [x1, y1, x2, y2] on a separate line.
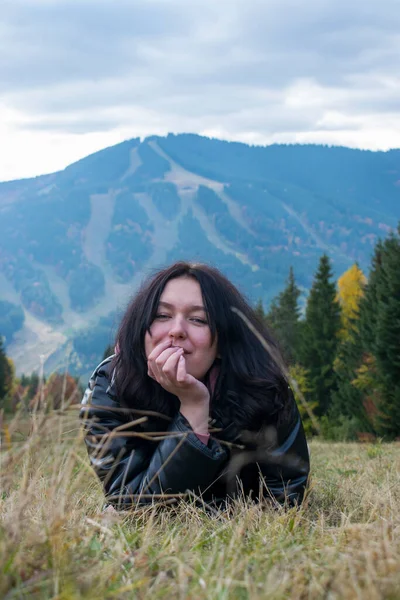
[0, 134, 399, 377]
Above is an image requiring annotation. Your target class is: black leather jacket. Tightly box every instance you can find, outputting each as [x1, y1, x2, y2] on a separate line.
[80, 356, 310, 509]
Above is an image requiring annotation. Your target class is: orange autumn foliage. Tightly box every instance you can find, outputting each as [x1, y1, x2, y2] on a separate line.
[30, 373, 80, 411]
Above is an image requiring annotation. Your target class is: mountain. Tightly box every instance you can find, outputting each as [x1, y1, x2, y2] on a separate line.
[0, 134, 399, 379]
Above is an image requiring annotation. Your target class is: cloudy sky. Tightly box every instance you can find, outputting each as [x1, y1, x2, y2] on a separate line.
[1, 0, 400, 181]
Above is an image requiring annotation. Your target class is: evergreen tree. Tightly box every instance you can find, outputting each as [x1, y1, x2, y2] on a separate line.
[330, 329, 373, 431]
[372, 228, 400, 437]
[103, 344, 115, 360]
[352, 240, 388, 434]
[332, 228, 400, 438]
[266, 267, 302, 364]
[288, 363, 318, 436]
[0, 336, 7, 400]
[26, 372, 40, 401]
[0, 336, 13, 406]
[299, 255, 341, 416]
[358, 241, 384, 354]
[254, 298, 267, 324]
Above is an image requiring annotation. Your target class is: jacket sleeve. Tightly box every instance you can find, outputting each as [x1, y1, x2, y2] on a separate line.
[226, 394, 310, 506]
[79, 357, 229, 508]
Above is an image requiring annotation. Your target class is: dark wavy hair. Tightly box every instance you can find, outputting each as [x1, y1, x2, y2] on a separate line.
[112, 261, 291, 431]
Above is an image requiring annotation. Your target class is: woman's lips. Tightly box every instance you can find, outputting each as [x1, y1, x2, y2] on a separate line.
[171, 346, 190, 354]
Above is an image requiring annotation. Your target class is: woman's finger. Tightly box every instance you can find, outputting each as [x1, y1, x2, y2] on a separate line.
[149, 347, 180, 383]
[149, 346, 178, 371]
[152, 347, 181, 369]
[176, 354, 187, 383]
[147, 339, 172, 362]
[147, 363, 156, 379]
[162, 347, 184, 378]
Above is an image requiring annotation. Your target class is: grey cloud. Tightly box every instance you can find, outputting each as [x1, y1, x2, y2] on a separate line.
[1, 0, 400, 142]
[229, 0, 400, 86]
[1, 0, 195, 89]
[337, 89, 400, 116]
[3, 0, 399, 92]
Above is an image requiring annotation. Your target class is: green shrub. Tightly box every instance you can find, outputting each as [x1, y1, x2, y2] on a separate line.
[319, 415, 361, 441]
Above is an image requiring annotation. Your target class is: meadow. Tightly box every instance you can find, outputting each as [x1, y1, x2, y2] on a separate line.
[0, 409, 399, 600]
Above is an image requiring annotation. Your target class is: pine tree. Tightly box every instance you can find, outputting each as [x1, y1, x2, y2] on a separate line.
[0, 337, 7, 400]
[372, 228, 400, 437]
[254, 298, 267, 325]
[288, 363, 318, 436]
[266, 267, 302, 364]
[27, 373, 40, 401]
[299, 255, 341, 416]
[352, 240, 388, 434]
[103, 344, 115, 360]
[330, 329, 373, 431]
[0, 336, 13, 406]
[358, 241, 384, 354]
[334, 228, 400, 438]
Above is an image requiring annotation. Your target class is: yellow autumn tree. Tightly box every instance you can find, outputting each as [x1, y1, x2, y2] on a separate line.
[336, 263, 367, 341]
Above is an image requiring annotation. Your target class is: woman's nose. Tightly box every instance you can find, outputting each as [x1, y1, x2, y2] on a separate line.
[168, 316, 187, 339]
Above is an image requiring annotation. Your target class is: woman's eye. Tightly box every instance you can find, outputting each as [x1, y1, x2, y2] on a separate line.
[154, 314, 207, 324]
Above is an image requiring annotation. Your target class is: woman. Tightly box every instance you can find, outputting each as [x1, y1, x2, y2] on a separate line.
[80, 262, 310, 510]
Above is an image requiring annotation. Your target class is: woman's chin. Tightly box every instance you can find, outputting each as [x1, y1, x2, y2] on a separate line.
[185, 366, 201, 380]
[184, 359, 211, 382]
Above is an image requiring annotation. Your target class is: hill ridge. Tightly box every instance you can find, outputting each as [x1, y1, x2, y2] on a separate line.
[0, 133, 398, 377]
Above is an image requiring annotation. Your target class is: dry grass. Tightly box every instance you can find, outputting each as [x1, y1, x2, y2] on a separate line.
[1, 409, 399, 600]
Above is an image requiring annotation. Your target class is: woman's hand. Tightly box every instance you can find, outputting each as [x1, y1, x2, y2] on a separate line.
[148, 340, 211, 434]
[147, 340, 210, 406]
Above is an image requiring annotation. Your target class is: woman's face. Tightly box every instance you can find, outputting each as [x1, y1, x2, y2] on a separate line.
[144, 276, 218, 381]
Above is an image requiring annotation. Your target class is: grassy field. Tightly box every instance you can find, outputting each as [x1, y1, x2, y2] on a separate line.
[0, 409, 399, 599]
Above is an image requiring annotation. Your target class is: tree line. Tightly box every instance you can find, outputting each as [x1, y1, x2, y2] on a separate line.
[256, 224, 400, 440]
